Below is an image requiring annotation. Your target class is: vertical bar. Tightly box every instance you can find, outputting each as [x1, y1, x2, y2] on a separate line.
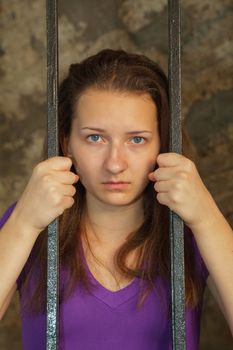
[168, 1, 186, 349]
[46, 0, 59, 349]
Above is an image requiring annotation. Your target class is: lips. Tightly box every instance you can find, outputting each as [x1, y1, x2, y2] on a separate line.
[103, 181, 130, 184]
[102, 181, 130, 189]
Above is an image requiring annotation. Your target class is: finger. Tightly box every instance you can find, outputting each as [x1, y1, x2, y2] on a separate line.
[60, 184, 77, 197]
[45, 156, 73, 171]
[53, 170, 79, 185]
[62, 196, 75, 210]
[157, 152, 184, 167]
[154, 180, 171, 193]
[156, 192, 170, 207]
[148, 167, 176, 182]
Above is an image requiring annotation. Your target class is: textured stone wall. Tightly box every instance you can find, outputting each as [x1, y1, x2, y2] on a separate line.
[0, 0, 232, 348]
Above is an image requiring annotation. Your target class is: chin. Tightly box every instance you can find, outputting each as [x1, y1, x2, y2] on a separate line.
[96, 192, 144, 207]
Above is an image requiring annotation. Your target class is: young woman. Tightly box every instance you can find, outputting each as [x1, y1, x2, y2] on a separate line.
[0, 49, 232, 350]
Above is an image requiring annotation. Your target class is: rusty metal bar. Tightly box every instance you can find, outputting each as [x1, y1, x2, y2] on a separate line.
[46, 0, 59, 349]
[168, 0, 186, 349]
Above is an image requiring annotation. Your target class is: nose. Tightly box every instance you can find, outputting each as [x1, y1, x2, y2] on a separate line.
[103, 143, 128, 174]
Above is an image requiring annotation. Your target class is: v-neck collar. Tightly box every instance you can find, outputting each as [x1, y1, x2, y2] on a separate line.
[80, 243, 140, 309]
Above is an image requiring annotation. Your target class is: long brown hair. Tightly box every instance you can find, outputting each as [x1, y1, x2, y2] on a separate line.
[20, 49, 205, 314]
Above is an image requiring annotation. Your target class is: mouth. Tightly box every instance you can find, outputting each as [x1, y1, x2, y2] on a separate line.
[102, 181, 130, 189]
[103, 181, 129, 184]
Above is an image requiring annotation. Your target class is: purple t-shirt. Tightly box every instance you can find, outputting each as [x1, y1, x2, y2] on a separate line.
[0, 203, 209, 350]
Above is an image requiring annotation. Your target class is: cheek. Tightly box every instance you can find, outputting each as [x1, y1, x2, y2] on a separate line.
[73, 155, 98, 184]
[134, 156, 157, 173]
[134, 141, 159, 173]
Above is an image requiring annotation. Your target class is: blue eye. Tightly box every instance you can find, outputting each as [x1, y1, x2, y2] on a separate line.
[87, 134, 102, 142]
[131, 136, 145, 144]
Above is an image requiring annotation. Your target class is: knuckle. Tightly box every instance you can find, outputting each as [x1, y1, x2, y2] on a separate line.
[71, 186, 76, 196]
[67, 157, 73, 166]
[53, 193, 62, 206]
[179, 171, 188, 180]
[185, 159, 194, 171]
[69, 172, 76, 183]
[63, 157, 72, 168]
[48, 184, 57, 194]
[67, 197, 75, 208]
[174, 181, 183, 190]
[34, 162, 45, 176]
[65, 171, 75, 184]
[41, 173, 51, 184]
[156, 193, 164, 203]
[171, 192, 181, 204]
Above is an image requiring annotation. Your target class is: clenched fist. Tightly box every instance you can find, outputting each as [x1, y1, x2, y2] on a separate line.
[12, 156, 79, 236]
[148, 152, 217, 229]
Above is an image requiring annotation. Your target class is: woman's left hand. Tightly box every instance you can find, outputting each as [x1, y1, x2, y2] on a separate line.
[148, 152, 217, 228]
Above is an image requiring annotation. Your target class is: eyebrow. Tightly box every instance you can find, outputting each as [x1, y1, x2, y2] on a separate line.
[80, 127, 152, 134]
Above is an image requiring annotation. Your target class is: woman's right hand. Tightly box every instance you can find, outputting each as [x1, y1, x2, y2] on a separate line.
[13, 156, 79, 236]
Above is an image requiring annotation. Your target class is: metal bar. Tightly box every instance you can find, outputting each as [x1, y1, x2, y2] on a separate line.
[168, 1, 186, 349]
[46, 0, 59, 349]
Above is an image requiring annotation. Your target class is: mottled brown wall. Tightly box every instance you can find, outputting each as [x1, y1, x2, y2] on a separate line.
[0, 0, 232, 349]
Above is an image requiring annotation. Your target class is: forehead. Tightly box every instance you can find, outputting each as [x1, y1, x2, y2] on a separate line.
[73, 89, 158, 129]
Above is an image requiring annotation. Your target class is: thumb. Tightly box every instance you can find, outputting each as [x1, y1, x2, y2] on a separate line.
[148, 171, 156, 181]
[73, 173, 80, 182]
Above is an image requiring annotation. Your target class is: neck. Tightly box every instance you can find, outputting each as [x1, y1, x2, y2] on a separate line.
[84, 193, 144, 248]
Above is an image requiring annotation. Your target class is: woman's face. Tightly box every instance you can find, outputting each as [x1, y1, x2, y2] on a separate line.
[66, 89, 160, 207]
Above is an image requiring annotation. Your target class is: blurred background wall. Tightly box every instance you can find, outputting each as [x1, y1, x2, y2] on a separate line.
[0, 0, 232, 348]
